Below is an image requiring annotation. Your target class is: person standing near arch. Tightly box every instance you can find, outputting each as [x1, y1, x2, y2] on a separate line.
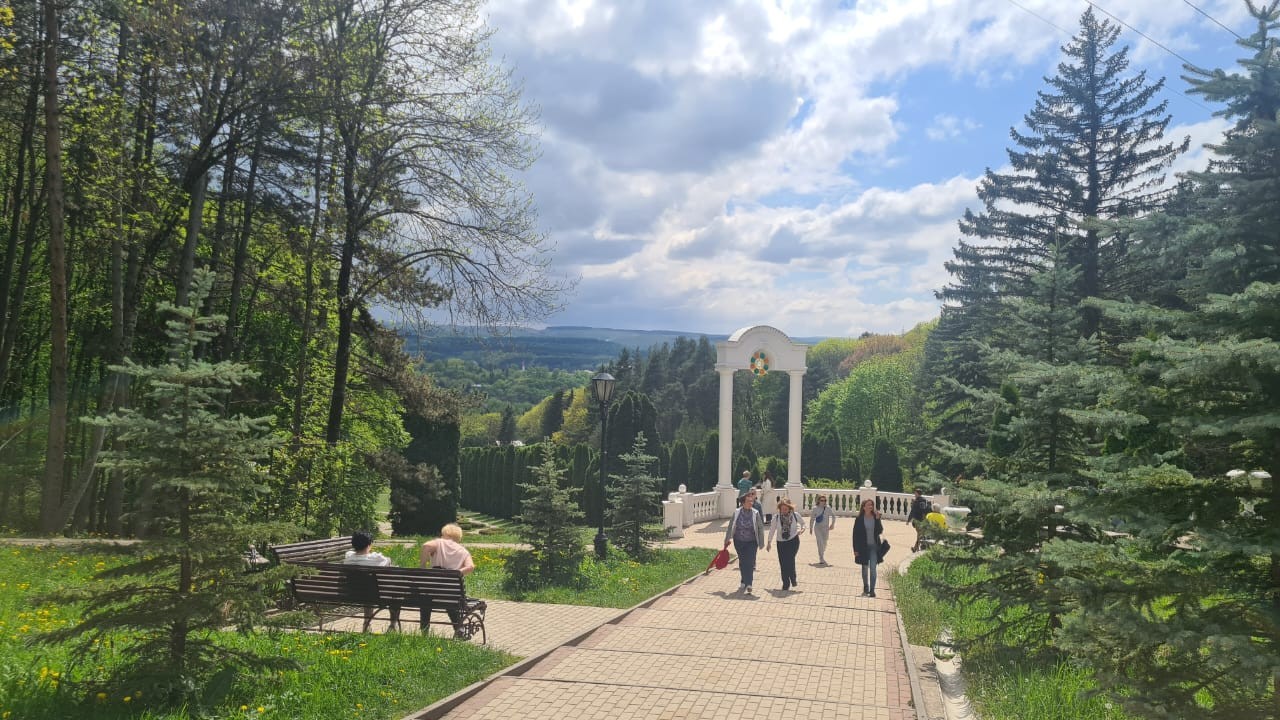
[736, 470, 753, 507]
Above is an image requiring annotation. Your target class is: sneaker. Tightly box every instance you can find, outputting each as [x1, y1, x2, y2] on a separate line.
[869, 591, 876, 598]
[737, 583, 746, 594]
[745, 586, 753, 595]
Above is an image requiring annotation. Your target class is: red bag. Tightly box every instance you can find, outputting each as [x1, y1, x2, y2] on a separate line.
[705, 547, 731, 574]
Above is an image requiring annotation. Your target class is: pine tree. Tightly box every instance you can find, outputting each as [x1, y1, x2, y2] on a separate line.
[607, 432, 665, 559]
[668, 440, 690, 490]
[936, 250, 1102, 649]
[869, 438, 904, 492]
[508, 442, 585, 588]
[43, 270, 295, 707]
[498, 406, 516, 443]
[927, 7, 1187, 464]
[1047, 7, 1280, 715]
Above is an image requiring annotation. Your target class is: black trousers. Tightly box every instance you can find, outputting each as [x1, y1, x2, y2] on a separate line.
[777, 536, 800, 588]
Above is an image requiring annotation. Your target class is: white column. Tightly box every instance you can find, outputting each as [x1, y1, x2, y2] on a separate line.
[717, 366, 734, 489]
[785, 370, 804, 487]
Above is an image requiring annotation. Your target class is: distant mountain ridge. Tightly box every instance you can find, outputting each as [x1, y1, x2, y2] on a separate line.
[401, 324, 829, 371]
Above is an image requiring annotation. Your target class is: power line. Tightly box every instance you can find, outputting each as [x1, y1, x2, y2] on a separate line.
[1087, 1, 1199, 67]
[1180, 0, 1245, 41]
[1003, 0, 1071, 36]
[998, 0, 1213, 112]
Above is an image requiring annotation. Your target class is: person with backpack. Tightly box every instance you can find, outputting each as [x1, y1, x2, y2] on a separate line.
[906, 488, 931, 552]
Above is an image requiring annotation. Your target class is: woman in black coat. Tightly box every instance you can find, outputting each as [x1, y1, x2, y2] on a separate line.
[852, 499, 885, 597]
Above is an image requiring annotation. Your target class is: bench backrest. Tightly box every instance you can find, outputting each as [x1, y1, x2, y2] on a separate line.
[291, 564, 468, 609]
[270, 537, 353, 565]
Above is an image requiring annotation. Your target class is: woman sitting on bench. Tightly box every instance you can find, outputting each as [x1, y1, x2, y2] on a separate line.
[420, 523, 477, 639]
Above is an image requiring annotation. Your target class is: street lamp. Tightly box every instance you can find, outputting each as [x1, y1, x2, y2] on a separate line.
[591, 372, 616, 559]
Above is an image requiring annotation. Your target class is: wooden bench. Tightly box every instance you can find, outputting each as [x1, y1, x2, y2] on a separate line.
[289, 564, 487, 643]
[269, 536, 353, 565]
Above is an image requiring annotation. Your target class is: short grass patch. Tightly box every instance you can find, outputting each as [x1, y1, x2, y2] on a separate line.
[894, 553, 1134, 720]
[0, 545, 514, 720]
[383, 544, 708, 608]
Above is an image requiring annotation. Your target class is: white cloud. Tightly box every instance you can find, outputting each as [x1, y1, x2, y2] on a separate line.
[925, 114, 981, 141]
[479, 0, 1250, 337]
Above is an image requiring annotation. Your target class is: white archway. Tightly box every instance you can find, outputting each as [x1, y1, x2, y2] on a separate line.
[715, 325, 808, 489]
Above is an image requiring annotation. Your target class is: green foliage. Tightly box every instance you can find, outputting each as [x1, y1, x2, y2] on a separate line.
[507, 443, 585, 588]
[802, 428, 843, 482]
[3, 546, 512, 720]
[897, 555, 1134, 720]
[43, 271, 297, 708]
[607, 433, 666, 559]
[387, 413, 460, 536]
[869, 438, 904, 492]
[806, 351, 919, 471]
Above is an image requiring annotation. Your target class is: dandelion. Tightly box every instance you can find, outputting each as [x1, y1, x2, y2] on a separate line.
[96, 693, 107, 703]
[123, 696, 131, 703]
[258, 706, 265, 713]
[241, 705, 249, 711]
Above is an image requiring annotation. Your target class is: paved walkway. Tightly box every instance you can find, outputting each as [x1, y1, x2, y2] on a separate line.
[414, 516, 922, 720]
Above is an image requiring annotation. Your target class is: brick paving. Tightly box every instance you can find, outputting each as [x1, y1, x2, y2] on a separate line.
[411, 516, 922, 720]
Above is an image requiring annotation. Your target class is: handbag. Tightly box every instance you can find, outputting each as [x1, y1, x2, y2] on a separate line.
[877, 539, 890, 563]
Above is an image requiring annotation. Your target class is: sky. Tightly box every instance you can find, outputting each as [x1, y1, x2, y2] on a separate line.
[479, 0, 1255, 339]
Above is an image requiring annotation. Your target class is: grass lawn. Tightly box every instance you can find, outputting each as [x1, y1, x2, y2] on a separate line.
[382, 544, 709, 608]
[894, 553, 1134, 720]
[0, 545, 515, 720]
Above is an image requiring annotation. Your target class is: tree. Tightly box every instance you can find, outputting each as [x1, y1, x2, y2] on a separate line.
[43, 270, 294, 706]
[868, 438, 903, 492]
[498, 406, 516, 444]
[935, 251, 1102, 650]
[924, 7, 1188, 466]
[1046, 7, 1280, 715]
[314, 0, 561, 446]
[508, 442, 584, 588]
[608, 432, 665, 559]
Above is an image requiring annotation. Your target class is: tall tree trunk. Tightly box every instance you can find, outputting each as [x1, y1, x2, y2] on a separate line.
[0, 69, 40, 377]
[39, 0, 69, 534]
[222, 132, 261, 361]
[292, 124, 326, 440]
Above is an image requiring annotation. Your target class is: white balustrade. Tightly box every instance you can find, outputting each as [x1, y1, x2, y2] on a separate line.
[662, 482, 962, 536]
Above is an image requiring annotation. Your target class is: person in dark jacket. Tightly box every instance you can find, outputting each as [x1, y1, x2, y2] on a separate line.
[907, 489, 930, 551]
[852, 499, 885, 597]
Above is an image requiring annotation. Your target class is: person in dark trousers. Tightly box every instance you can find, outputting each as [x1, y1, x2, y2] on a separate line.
[853, 499, 885, 597]
[723, 489, 765, 595]
[767, 497, 805, 591]
[907, 488, 930, 551]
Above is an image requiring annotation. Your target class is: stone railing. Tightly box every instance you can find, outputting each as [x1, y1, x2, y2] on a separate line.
[662, 482, 957, 537]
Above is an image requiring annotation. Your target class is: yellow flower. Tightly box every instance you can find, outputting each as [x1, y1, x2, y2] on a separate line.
[123, 696, 132, 703]
[258, 706, 265, 713]
[241, 705, 249, 711]
[96, 693, 107, 703]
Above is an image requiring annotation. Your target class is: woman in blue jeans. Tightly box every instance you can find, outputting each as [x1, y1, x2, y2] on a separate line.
[722, 490, 765, 595]
[852, 499, 885, 597]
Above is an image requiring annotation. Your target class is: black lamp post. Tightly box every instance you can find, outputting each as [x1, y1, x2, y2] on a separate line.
[591, 371, 616, 559]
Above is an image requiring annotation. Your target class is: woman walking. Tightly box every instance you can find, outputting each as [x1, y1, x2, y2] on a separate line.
[723, 489, 765, 595]
[808, 494, 836, 565]
[767, 497, 805, 591]
[853, 499, 885, 597]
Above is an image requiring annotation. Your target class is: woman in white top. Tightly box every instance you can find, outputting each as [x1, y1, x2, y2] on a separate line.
[420, 523, 477, 638]
[766, 498, 805, 591]
[808, 494, 836, 566]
